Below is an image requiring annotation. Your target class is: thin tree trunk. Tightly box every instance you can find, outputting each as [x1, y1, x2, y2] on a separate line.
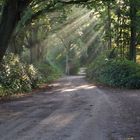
[129, 0, 137, 62]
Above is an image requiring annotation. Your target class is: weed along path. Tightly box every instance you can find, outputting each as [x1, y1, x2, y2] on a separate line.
[0, 76, 140, 140]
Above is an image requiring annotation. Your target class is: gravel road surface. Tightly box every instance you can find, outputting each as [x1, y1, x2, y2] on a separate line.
[0, 76, 140, 140]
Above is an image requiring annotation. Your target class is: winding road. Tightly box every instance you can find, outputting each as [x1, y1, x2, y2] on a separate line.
[0, 76, 140, 140]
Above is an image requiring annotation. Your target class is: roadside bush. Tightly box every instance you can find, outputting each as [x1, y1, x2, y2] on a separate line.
[25, 65, 41, 88]
[0, 53, 40, 96]
[0, 85, 13, 97]
[87, 54, 140, 89]
[36, 62, 62, 83]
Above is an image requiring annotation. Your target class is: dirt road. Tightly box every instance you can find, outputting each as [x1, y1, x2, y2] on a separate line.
[0, 76, 140, 140]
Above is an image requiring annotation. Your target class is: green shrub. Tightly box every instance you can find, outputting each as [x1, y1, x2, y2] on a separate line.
[0, 53, 41, 96]
[0, 54, 62, 97]
[87, 54, 140, 89]
[36, 62, 62, 83]
[86, 53, 107, 80]
[25, 64, 41, 88]
[0, 85, 13, 97]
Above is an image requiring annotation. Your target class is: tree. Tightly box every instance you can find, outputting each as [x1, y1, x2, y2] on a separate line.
[129, 0, 137, 62]
[0, 0, 30, 62]
[0, 0, 90, 62]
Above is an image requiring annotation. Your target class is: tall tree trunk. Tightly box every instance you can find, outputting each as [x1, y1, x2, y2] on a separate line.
[0, 0, 30, 62]
[129, 0, 137, 62]
[0, 0, 19, 62]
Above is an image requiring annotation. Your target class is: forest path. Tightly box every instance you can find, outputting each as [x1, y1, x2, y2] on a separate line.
[0, 76, 140, 140]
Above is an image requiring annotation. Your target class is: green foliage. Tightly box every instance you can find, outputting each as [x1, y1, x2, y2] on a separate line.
[0, 53, 40, 96]
[36, 62, 62, 83]
[25, 64, 41, 88]
[0, 53, 63, 97]
[87, 53, 140, 89]
[69, 60, 80, 75]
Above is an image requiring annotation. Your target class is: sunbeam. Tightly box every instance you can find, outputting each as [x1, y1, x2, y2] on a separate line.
[58, 10, 99, 35]
[84, 26, 104, 48]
